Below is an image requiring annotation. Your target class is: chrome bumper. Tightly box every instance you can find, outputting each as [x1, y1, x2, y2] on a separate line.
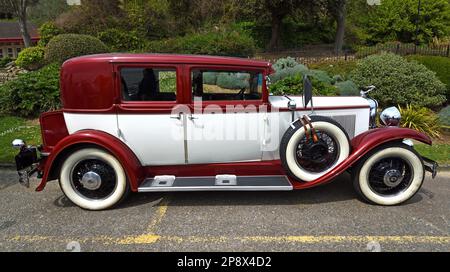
[14, 146, 40, 188]
[422, 156, 438, 179]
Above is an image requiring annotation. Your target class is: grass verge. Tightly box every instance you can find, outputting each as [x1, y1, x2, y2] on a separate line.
[414, 143, 450, 166]
[0, 116, 41, 163]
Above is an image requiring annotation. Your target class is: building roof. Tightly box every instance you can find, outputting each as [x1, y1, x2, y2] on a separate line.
[0, 21, 39, 42]
[65, 53, 272, 68]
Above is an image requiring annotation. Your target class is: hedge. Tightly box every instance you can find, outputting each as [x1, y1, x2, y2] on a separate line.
[45, 34, 109, 63]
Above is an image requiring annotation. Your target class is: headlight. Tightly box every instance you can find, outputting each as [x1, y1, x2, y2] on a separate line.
[380, 106, 401, 126]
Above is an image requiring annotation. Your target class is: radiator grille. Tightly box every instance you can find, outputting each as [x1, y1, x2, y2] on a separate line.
[330, 115, 356, 138]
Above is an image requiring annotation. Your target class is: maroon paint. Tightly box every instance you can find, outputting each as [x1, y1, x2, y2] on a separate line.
[36, 130, 143, 192]
[142, 160, 285, 178]
[39, 110, 69, 152]
[60, 54, 272, 113]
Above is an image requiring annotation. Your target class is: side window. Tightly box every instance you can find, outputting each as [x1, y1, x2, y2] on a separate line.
[120, 67, 177, 101]
[191, 69, 263, 101]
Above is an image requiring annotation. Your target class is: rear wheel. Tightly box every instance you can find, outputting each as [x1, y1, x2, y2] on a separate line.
[59, 148, 129, 210]
[352, 143, 424, 206]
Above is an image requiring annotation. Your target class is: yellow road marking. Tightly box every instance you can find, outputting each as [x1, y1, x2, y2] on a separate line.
[146, 197, 170, 233]
[7, 234, 450, 246]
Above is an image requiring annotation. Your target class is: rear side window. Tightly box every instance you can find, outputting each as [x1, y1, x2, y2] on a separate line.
[191, 69, 263, 101]
[120, 67, 177, 101]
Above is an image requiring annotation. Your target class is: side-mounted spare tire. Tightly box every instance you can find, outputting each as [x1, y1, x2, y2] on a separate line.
[280, 115, 350, 182]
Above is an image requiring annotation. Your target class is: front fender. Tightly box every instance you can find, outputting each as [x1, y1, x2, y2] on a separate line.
[291, 127, 432, 189]
[36, 130, 143, 192]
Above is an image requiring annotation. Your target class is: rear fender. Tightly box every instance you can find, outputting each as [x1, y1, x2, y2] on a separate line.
[291, 127, 432, 189]
[36, 130, 143, 192]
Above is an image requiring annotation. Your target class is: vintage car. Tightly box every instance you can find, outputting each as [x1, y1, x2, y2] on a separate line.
[12, 54, 438, 210]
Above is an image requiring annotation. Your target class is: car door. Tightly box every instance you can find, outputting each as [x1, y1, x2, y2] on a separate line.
[186, 66, 267, 164]
[116, 64, 186, 166]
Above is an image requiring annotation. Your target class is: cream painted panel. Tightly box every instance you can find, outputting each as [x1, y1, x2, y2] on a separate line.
[186, 112, 264, 164]
[64, 113, 119, 137]
[117, 114, 185, 165]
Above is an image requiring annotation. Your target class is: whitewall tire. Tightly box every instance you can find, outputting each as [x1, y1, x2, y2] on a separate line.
[280, 116, 350, 182]
[59, 148, 129, 210]
[352, 143, 424, 206]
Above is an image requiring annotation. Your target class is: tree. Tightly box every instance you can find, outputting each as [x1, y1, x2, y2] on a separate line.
[28, 0, 69, 25]
[327, 0, 347, 53]
[264, 0, 302, 51]
[0, 0, 38, 47]
[348, 0, 450, 45]
[55, 0, 124, 35]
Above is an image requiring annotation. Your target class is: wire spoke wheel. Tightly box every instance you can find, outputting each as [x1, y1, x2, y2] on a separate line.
[352, 143, 425, 206]
[368, 157, 413, 196]
[294, 130, 340, 173]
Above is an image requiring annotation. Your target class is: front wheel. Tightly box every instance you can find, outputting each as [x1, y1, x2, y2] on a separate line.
[59, 148, 129, 210]
[352, 143, 425, 206]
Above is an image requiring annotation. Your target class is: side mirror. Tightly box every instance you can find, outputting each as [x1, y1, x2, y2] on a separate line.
[303, 75, 313, 108]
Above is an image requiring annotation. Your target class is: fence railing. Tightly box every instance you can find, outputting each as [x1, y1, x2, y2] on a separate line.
[255, 43, 450, 65]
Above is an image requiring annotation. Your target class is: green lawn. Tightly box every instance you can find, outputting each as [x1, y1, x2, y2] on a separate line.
[414, 143, 450, 165]
[0, 116, 41, 163]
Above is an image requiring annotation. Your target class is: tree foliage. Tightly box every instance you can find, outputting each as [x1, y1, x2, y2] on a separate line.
[348, 0, 450, 45]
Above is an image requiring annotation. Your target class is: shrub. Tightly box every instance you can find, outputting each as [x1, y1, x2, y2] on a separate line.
[145, 30, 256, 57]
[438, 106, 450, 128]
[0, 57, 13, 68]
[45, 34, 109, 63]
[407, 55, 450, 101]
[335, 80, 359, 96]
[398, 104, 441, 138]
[37, 22, 62, 47]
[270, 57, 308, 83]
[269, 74, 339, 96]
[351, 53, 447, 108]
[0, 63, 60, 117]
[97, 28, 141, 52]
[15, 46, 45, 70]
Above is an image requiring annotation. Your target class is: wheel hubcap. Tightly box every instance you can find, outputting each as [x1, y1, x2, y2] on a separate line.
[383, 169, 403, 187]
[368, 157, 413, 196]
[70, 159, 117, 200]
[80, 171, 102, 190]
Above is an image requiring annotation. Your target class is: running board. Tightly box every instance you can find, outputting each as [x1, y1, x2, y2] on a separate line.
[137, 175, 293, 192]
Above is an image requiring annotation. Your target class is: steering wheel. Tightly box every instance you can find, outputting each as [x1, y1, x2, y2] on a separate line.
[235, 88, 246, 100]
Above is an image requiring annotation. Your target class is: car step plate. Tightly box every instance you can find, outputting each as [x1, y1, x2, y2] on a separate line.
[138, 175, 293, 192]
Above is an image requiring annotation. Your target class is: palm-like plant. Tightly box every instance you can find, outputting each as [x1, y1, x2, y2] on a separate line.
[398, 104, 441, 138]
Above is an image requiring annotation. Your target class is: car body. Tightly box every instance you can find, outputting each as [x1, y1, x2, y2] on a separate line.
[13, 54, 438, 210]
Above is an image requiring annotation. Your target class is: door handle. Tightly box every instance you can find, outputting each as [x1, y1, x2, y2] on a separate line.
[170, 113, 182, 120]
[188, 115, 198, 120]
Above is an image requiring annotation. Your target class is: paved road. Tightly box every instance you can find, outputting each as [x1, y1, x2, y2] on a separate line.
[0, 169, 449, 252]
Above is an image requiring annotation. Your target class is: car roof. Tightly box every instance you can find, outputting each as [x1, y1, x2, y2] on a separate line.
[64, 53, 271, 68]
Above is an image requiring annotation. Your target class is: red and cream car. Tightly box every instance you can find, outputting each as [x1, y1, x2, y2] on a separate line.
[13, 54, 438, 210]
